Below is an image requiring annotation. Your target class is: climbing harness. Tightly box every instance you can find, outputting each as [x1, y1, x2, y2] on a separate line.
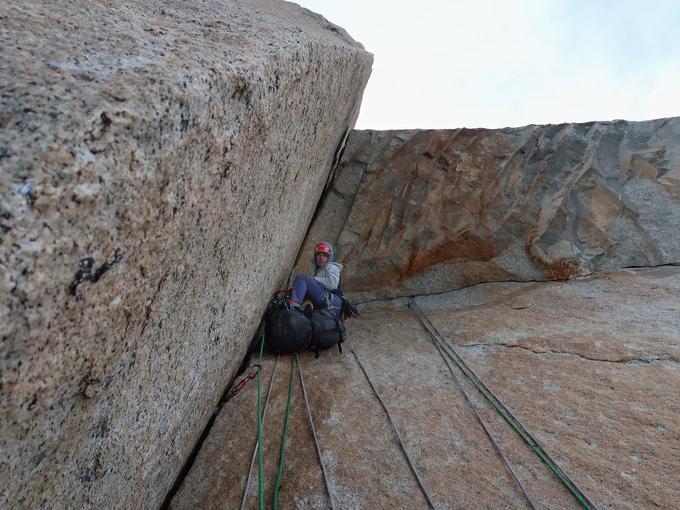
[298, 357, 337, 510]
[429, 330, 538, 509]
[347, 338, 436, 509]
[226, 364, 262, 402]
[273, 355, 297, 509]
[239, 355, 280, 510]
[408, 299, 598, 510]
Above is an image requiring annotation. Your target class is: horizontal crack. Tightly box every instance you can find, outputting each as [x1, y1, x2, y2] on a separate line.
[458, 342, 680, 365]
[620, 262, 680, 270]
[354, 263, 680, 307]
[355, 279, 543, 307]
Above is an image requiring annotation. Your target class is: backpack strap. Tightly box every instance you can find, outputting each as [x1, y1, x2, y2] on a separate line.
[329, 279, 344, 297]
[331, 312, 346, 352]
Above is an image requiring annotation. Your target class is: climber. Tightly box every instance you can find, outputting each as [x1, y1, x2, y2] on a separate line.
[290, 241, 343, 318]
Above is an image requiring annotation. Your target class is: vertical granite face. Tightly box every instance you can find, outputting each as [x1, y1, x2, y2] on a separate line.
[0, 1, 371, 508]
[300, 120, 680, 301]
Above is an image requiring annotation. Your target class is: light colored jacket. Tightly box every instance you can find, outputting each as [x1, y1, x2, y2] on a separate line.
[313, 261, 343, 290]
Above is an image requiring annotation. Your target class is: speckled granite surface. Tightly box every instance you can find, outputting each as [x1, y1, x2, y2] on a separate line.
[0, 1, 371, 507]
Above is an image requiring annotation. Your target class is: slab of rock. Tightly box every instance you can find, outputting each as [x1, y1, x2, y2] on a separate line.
[299, 121, 680, 301]
[172, 267, 680, 509]
[0, 1, 371, 508]
[171, 323, 540, 509]
[417, 266, 680, 510]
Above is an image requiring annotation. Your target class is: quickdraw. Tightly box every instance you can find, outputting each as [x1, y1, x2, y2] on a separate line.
[226, 364, 262, 402]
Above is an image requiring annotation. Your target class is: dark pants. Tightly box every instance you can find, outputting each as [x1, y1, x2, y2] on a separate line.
[291, 274, 342, 318]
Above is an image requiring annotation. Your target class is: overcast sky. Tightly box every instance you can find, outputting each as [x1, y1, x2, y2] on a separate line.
[294, 0, 680, 130]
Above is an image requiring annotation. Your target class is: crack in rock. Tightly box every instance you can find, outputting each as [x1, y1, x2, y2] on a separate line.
[458, 342, 680, 365]
[354, 263, 680, 307]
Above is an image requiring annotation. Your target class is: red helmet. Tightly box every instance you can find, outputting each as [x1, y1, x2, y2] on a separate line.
[314, 242, 331, 256]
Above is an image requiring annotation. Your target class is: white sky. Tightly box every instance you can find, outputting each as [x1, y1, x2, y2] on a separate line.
[293, 0, 680, 129]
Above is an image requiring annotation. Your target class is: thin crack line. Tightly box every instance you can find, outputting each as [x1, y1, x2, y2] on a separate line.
[458, 342, 680, 365]
[355, 279, 542, 307]
[353, 263, 680, 307]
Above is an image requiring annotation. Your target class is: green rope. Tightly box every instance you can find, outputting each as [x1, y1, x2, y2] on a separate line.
[439, 339, 591, 508]
[273, 355, 297, 509]
[256, 330, 265, 510]
[409, 301, 595, 510]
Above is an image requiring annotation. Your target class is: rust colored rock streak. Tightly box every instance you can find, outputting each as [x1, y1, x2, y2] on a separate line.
[300, 120, 680, 301]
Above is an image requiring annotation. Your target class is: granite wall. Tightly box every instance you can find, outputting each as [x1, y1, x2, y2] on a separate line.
[0, 1, 371, 507]
[300, 120, 680, 301]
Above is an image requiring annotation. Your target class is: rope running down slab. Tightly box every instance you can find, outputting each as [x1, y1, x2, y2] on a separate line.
[408, 299, 598, 510]
[347, 338, 436, 509]
[239, 354, 280, 510]
[297, 356, 337, 510]
[272, 355, 297, 509]
[429, 333, 538, 509]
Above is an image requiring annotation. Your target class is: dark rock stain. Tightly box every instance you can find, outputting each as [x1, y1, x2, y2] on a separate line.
[68, 249, 122, 296]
